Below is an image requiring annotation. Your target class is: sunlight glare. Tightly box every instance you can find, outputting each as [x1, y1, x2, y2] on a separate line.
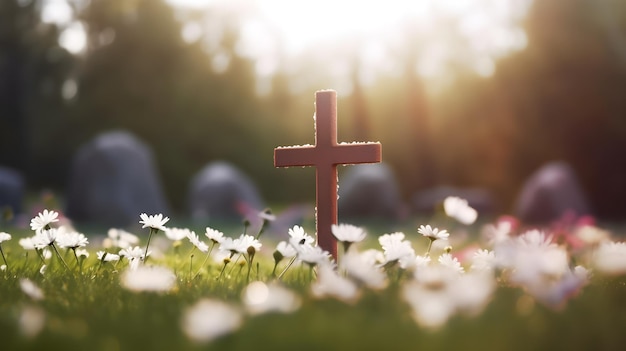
[229, 0, 533, 87]
[253, 0, 430, 56]
[59, 22, 87, 54]
[170, 0, 534, 91]
[41, 0, 72, 25]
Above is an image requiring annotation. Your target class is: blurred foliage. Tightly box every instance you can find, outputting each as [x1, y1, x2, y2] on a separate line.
[1, 0, 626, 219]
[1, 225, 626, 351]
[72, 0, 275, 209]
[0, 0, 75, 184]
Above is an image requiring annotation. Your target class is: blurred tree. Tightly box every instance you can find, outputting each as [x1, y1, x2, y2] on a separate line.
[0, 0, 75, 185]
[513, 0, 626, 219]
[74, 0, 277, 210]
[430, 0, 626, 218]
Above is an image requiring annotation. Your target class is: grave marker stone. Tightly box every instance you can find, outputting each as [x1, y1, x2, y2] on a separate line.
[0, 166, 24, 215]
[66, 131, 169, 227]
[514, 161, 591, 223]
[188, 161, 265, 221]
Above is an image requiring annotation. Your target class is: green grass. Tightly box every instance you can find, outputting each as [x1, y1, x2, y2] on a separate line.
[1, 223, 626, 351]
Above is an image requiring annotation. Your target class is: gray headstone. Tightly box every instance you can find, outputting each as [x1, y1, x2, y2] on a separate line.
[188, 161, 265, 221]
[514, 161, 591, 223]
[338, 163, 402, 220]
[0, 166, 24, 214]
[66, 131, 169, 227]
[413, 186, 495, 214]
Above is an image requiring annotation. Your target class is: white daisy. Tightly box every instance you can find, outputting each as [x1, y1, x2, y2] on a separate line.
[97, 251, 120, 262]
[32, 228, 58, 249]
[379, 232, 415, 265]
[205, 227, 225, 244]
[296, 244, 332, 267]
[20, 278, 44, 301]
[402, 278, 456, 329]
[165, 227, 190, 241]
[139, 213, 169, 231]
[414, 254, 432, 268]
[471, 249, 496, 272]
[121, 265, 176, 293]
[359, 249, 386, 266]
[443, 196, 478, 225]
[495, 231, 569, 288]
[235, 234, 262, 255]
[105, 228, 139, 249]
[120, 246, 147, 259]
[311, 264, 360, 303]
[593, 241, 626, 275]
[186, 231, 209, 253]
[242, 281, 301, 315]
[331, 224, 366, 250]
[575, 225, 610, 246]
[258, 209, 276, 222]
[518, 229, 554, 248]
[30, 209, 59, 233]
[19, 237, 37, 250]
[42, 249, 52, 260]
[55, 231, 89, 249]
[341, 250, 388, 290]
[451, 271, 495, 316]
[274, 241, 297, 260]
[438, 253, 465, 274]
[119, 246, 149, 270]
[181, 299, 242, 343]
[523, 265, 590, 309]
[418, 225, 450, 241]
[18, 306, 46, 338]
[219, 237, 244, 256]
[288, 225, 314, 249]
[75, 249, 89, 258]
[482, 220, 513, 246]
[212, 249, 231, 264]
[0, 232, 11, 243]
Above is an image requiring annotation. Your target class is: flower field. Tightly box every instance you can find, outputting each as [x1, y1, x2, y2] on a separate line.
[1, 201, 626, 351]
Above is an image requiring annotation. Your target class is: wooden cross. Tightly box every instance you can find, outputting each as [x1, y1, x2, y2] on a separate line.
[274, 90, 382, 258]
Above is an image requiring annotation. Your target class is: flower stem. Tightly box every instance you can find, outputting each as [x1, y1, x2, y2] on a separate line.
[216, 261, 229, 281]
[425, 238, 434, 256]
[0, 244, 8, 270]
[256, 216, 270, 240]
[277, 256, 298, 280]
[143, 228, 156, 264]
[191, 243, 215, 280]
[342, 241, 351, 255]
[51, 243, 71, 272]
[189, 254, 194, 281]
[246, 253, 255, 283]
[72, 248, 80, 266]
[227, 254, 242, 275]
[35, 249, 46, 265]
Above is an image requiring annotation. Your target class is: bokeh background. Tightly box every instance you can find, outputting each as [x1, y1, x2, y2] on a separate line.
[1, 0, 625, 220]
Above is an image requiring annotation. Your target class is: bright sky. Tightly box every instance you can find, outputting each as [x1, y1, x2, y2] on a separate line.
[43, 0, 534, 94]
[169, 0, 533, 94]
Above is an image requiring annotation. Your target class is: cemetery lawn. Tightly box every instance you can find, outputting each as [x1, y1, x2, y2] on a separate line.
[1, 226, 626, 351]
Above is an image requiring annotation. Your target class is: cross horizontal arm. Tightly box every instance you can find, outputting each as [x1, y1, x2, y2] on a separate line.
[331, 143, 382, 165]
[275, 143, 381, 168]
[274, 146, 317, 167]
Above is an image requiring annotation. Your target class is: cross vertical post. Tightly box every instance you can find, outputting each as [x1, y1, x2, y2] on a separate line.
[274, 90, 382, 259]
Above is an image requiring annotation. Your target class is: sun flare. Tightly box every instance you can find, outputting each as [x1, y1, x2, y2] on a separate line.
[174, 0, 533, 94]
